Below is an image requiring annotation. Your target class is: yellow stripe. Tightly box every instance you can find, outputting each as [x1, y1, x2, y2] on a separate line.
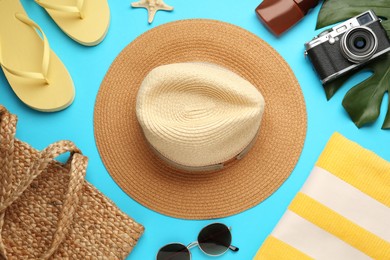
[254, 235, 313, 260]
[289, 193, 390, 259]
[316, 133, 390, 207]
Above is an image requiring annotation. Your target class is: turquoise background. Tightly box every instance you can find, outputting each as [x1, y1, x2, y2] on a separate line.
[1, 0, 389, 259]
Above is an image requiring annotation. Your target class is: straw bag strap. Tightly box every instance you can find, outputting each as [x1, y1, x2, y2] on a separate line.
[0, 107, 17, 260]
[0, 107, 88, 259]
[0, 107, 17, 209]
[2, 142, 88, 260]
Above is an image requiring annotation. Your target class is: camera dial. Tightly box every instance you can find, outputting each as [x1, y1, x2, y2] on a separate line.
[341, 26, 378, 63]
[318, 29, 333, 37]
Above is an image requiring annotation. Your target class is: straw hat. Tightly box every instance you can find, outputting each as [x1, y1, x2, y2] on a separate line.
[94, 19, 307, 219]
[136, 62, 265, 172]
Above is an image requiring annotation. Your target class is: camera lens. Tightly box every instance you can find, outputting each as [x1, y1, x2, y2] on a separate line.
[341, 26, 378, 63]
[348, 30, 373, 54]
[354, 37, 366, 49]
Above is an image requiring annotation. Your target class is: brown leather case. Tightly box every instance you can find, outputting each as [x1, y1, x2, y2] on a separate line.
[255, 0, 320, 36]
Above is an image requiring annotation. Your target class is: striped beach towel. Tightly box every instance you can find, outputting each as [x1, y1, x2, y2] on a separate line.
[255, 133, 390, 259]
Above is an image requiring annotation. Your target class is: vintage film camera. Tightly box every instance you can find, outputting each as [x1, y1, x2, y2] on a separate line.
[305, 10, 390, 85]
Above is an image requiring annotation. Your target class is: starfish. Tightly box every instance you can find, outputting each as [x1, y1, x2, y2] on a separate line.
[131, 0, 174, 24]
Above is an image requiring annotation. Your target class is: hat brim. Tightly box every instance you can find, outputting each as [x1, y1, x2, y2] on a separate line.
[94, 19, 307, 219]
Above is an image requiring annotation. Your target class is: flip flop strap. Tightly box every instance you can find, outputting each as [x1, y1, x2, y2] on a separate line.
[35, 0, 85, 19]
[0, 14, 50, 84]
[0, 107, 88, 259]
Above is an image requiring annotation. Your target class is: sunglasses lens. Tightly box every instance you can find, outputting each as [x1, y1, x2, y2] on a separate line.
[157, 243, 190, 260]
[198, 223, 232, 255]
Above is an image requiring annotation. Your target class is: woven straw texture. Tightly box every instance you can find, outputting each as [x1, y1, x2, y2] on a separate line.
[94, 19, 307, 219]
[0, 106, 144, 259]
[136, 62, 265, 168]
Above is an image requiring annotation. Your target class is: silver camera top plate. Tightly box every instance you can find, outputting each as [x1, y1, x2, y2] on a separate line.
[304, 10, 379, 52]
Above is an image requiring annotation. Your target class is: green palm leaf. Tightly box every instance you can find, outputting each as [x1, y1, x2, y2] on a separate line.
[316, 0, 390, 129]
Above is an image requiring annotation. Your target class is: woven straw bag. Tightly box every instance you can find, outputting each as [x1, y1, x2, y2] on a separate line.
[0, 106, 144, 259]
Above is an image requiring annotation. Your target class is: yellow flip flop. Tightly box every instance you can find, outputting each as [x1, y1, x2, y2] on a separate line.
[0, 0, 74, 112]
[35, 0, 110, 46]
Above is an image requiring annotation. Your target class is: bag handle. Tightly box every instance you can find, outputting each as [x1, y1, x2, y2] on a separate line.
[0, 107, 88, 259]
[0, 107, 17, 260]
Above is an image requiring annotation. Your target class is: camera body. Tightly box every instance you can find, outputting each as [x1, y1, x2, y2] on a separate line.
[304, 10, 390, 85]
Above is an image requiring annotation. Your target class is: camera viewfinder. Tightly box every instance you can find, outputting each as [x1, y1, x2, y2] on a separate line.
[357, 13, 373, 25]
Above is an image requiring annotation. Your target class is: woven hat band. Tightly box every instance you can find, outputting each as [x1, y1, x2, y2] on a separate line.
[136, 62, 265, 170]
[145, 127, 260, 172]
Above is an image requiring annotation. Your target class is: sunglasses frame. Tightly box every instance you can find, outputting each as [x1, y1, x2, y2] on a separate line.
[156, 223, 239, 260]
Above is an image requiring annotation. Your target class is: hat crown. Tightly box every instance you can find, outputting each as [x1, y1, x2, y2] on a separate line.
[136, 63, 265, 170]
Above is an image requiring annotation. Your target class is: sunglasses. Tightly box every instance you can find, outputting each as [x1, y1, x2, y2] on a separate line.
[156, 223, 239, 260]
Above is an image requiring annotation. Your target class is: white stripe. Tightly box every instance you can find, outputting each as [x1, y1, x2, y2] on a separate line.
[301, 166, 390, 242]
[272, 210, 371, 260]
